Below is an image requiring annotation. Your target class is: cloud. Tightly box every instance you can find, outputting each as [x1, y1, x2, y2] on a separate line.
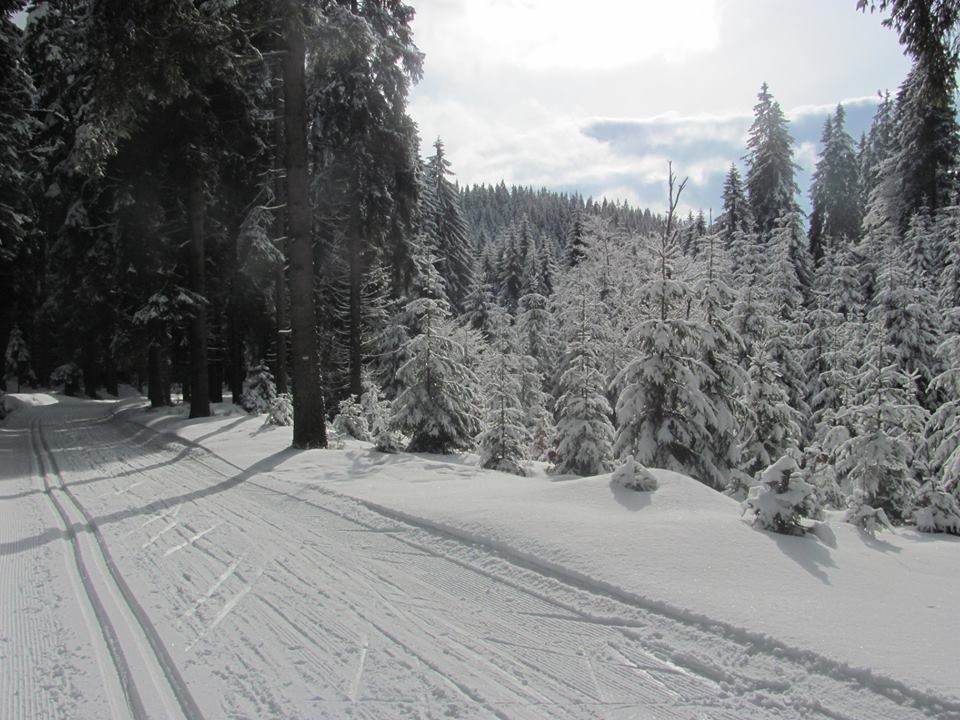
[413, 0, 721, 72]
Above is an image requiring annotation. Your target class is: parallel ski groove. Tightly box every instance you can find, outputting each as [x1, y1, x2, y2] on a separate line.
[35, 419, 205, 720]
[29, 419, 148, 720]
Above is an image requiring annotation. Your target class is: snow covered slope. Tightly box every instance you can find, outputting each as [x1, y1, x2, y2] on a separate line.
[140, 400, 960, 707]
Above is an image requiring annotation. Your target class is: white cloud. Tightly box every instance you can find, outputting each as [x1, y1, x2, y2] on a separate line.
[414, 0, 721, 72]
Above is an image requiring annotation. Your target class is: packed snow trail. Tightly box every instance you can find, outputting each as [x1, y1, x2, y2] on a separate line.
[2, 398, 957, 719]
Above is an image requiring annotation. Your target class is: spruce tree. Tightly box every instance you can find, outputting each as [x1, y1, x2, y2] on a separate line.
[426, 139, 473, 311]
[739, 341, 802, 483]
[744, 83, 801, 238]
[835, 322, 928, 525]
[808, 105, 861, 264]
[553, 279, 615, 476]
[477, 318, 531, 476]
[612, 167, 719, 485]
[695, 234, 748, 490]
[4, 324, 32, 392]
[392, 298, 482, 453]
[720, 164, 752, 249]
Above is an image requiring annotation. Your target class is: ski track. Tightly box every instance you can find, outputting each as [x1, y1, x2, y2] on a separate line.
[5, 400, 959, 719]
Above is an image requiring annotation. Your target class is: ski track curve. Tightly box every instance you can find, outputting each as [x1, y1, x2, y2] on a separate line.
[11, 399, 960, 720]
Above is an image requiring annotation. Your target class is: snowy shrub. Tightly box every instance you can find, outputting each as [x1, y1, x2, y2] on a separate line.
[332, 394, 370, 441]
[50, 363, 83, 396]
[845, 491, 894, 535]
[914, 483, 960, 535]
[4, 325, 34, 392]
[241, 362, 277, 414]
[743, 456, 817, 536]
[360, 378, 391, 438]
[374, 429, 404, 453]
[612, 455, 658, 492]
[265, 393, 293, 427]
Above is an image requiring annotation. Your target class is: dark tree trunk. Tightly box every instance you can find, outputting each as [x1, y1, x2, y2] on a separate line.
[283, 4, 326, 448]
[227, 293, 244, 403]
[187, 170, 210, 418]
[274, 268, 289, 395]
[348, 210, 363, 399]
[208, 298, 223, 403]
[273, 78, 289, 396]
[147, 339, 171, 407]
[104, 355, 119, 397]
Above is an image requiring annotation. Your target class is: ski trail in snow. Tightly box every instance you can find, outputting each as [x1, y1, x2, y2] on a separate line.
[163, 525, 218, 558]
[348, 632, 370, 703]
[181, 555, 245, 621]
[186, 561, 268, 653]
[584, 653, 605, 704]
[33, 419, 204, 720]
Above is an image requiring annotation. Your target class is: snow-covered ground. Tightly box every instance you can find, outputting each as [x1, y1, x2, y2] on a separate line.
[2, 392, 958, 719]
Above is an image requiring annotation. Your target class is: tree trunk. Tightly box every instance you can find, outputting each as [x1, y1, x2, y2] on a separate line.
[188, 170, 210, 418]
[283, 3, 326, 448]
[148, 339, 171, 407]
[273, 71, 289, 396]
[348, 209, 363, 399]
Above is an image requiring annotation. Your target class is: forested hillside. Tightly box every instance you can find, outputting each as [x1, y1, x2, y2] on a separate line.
[3, 0, 960, 535]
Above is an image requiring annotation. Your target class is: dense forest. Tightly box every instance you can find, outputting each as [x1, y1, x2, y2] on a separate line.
[3, 1, 960, 535]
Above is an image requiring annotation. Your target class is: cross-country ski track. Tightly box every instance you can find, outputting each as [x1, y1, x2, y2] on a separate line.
[1, 397, 957, 719]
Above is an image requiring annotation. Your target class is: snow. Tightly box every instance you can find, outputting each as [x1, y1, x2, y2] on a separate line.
[139, 399, 960, 704]
[3, 393, 960, 718]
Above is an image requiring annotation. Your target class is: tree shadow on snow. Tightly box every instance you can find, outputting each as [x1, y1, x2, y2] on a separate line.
[763, 530, 838, 585]
[609, 480, 653, 512]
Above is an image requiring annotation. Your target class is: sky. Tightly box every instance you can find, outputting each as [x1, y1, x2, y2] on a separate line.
[408, 0, 913, 216]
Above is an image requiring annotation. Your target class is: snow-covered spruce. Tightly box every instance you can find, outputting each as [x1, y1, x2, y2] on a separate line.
[392, 298, 482, 453]
[913, 482, 960, 534]
[265, 393, 293, 427]
[612, 454, 658, 492]
[834, 323, 927, 525]
[332, 394, 369, 441]
[738, 341, 802, 485]
[4, 324, 34, 392]
[612, 172, 720, 487]
[743, 456, 818, 536]
[476, 318, 531, 476]
[240, 362, 277, 415]
[552, 273, 614, 476]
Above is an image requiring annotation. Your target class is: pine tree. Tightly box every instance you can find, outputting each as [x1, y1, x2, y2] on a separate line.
[695, 234, 748, 490]
[612, 167, 719, 485]
[240, 361, 278, 415]
[871, 244, 941, 407]
[744, 83, 800, 238]
[835, 323, 928, 524]
[516, 292, 558, 380]
[3, 323, 32, 392]
[808, 105, 861, 264]
[477, 318, 531, 475]
[392, 298, 482, 453]
[0, 11, 35, 265]
[426, 139, 473, 311]
[552, 267, 615, 476]
[720, 164, 752, 249]
[743, 456, 818, 536]
[739, 342, 802, 484]
[925, 329, 960, 497]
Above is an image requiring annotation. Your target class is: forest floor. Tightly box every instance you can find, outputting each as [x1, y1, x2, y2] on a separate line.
[1, 391, 958, 719]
